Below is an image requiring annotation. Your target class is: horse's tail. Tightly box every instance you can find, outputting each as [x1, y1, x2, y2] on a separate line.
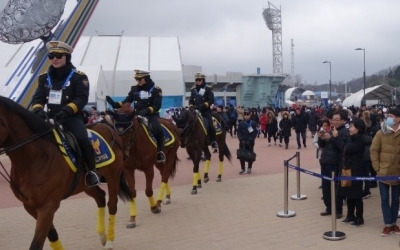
[222, 139, 232, 163]
[169, 154, 179, 178]
[118, 172, 133, 202]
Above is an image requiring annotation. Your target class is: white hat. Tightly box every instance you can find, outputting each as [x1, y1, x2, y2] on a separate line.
[46, 41, 73, 54]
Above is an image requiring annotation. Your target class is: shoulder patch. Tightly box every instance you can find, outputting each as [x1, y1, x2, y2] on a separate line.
[155, 86, 161, 90]
[82, 79, 89, 87]
[39, 72, 47, 76]
[75, 70, 85, 75]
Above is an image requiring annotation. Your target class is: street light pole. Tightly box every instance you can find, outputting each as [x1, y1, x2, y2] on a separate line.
[323, 61, 332, 102]
[355, 48, 366, 105]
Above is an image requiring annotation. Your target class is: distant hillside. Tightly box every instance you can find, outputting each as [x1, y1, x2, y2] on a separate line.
[301, 64, 400, 100]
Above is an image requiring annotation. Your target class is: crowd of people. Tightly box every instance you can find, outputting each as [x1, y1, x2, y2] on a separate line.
[31, 40, 400, 238]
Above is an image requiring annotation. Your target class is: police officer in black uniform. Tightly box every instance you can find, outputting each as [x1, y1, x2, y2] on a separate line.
[106, 70, 166, 163]
[31, 41, 99, 187]
[237, 109, 258, 174]
[189, 72, 217, 149]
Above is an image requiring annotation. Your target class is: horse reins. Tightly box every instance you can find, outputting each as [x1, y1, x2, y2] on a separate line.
[0, 118, 52, 199]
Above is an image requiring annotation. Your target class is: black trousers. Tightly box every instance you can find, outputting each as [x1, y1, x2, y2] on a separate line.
[61, 116, 95, 171]
[202, 111, 216, 142]
[148, 115, 164, 151]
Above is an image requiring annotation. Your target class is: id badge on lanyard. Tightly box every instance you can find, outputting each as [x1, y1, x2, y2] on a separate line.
[140, 91, 149, 99]
[198, 88, 205, 96]
[48, 90, 62, 104]
[248, 126, 254, 133]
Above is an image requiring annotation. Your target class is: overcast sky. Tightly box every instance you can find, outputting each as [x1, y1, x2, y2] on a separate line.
[2, 0, 400, 85]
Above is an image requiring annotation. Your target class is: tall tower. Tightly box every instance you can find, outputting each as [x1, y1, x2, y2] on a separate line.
[262, 2, 283, 74]
[291, 38, 295, 86]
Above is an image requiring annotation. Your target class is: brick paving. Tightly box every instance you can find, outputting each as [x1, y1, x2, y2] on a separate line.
[0, 134, 399, 249]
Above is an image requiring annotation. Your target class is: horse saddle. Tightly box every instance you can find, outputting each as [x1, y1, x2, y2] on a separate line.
[52, 128, 115, 172]
[141, 122, 176, 148]
[198, 115, 223, 136]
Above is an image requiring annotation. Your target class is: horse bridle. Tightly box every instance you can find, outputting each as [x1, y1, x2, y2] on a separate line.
[0, 117, 52, 155]
[0, 117, 52, 200]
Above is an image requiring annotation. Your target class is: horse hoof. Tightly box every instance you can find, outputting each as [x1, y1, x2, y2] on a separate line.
[163, 198, 171, 205]
[204, 177, 209, 183]
[151, 207, 161, 214]
[99, 233, 107, 246]
[105, 240, 114, 250]
[126, 221, 136, 229]
[191, 189, 197, 195]
[197, 184, 202, 188]
[216, 178, 221, 182]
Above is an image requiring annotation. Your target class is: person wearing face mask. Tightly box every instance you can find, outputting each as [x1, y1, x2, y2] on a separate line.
[370, 108, 400, 236]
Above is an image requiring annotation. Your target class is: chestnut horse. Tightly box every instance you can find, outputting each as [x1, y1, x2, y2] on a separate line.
[107, 104, 180, 228]
[176, 109, 231, 194]
[0, 96, 131, 250]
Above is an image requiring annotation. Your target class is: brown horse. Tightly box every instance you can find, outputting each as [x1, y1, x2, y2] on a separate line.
[107, 104, 180, 228]
[0, 96, 132, 250]
[176, 109, 231, 194]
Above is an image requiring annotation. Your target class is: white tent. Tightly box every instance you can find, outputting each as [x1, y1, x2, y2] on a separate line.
[342, 84, 393, 107]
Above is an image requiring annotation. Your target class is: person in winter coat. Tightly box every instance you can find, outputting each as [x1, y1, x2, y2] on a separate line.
[292, 108, 309, 149]
[308, 108, 319, 138]
[259, 109, 268, 138]
[318, 110, 349, 219]
[188, 72, 217, 149]
[339, 118, 366, 227]
[237, 109, 258, 174]
[227, 105, 237, 138]
[278, 111, 292, 149]
[266, 110, 278, 146]
[370, 108, 400, 236]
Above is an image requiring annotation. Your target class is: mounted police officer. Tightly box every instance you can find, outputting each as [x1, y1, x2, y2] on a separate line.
[189, 72, 218, 149]
[106, 70, 166, 163]
[31, 41, 100, 187]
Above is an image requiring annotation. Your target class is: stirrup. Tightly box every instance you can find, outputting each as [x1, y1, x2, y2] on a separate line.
[211, 141, 218, 149]
[157, 151, 166, 163]
[85, 171, 100, 187]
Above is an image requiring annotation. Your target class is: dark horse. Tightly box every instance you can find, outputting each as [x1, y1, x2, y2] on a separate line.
[107, 104, 180, 228]
[0, 96, 132, 250]
[176, 109, 231, 194]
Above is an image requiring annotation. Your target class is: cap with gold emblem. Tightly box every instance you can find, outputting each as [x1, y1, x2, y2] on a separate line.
[194, 72, 206, 80]
[134, 69, 150, 79]
[46, 41, 73, 54]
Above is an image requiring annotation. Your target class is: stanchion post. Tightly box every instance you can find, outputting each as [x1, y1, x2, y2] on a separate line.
[323, 171, 345, 240]
[277, 160, 295, 218]
[291, 151, 307, 200]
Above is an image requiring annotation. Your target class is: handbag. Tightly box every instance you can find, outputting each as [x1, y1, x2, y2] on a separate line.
[236, 148, 256, 162]
[341, 168, 352, 187]
[340, 146, 352, 187]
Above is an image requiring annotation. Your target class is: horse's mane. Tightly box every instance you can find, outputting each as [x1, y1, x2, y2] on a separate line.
[0, 96, 53, 136]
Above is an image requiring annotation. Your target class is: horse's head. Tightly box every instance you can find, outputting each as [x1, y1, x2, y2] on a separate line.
[175, 109, 198, 147]
[106, 103, 135, 135]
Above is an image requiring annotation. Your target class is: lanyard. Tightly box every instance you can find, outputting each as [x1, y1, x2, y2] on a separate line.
[46, 69, 75, 90]
[246, 120, 252, 127]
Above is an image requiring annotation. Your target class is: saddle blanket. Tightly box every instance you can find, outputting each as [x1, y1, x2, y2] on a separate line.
[142, 123, 176, 148]
[198, 116, 223, 135]
[52, 129, 115, 172]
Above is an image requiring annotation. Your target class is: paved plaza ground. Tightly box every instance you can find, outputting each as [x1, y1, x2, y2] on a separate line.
[1, 133, 400, 249]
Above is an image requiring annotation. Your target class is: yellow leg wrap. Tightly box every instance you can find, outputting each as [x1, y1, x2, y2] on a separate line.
[192, 173, 200, 186]
[96, 207, 106, 234]
[204, 160, 211, 174]
[107, 214, 116, 241]
[129, 199, 137, 217]
[49, 239, 64, 250]
[218, 161, 224, 175]
[148, 196, 156, 207]
[165, 183, 172, 195]
[157, 182, 167, 201]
